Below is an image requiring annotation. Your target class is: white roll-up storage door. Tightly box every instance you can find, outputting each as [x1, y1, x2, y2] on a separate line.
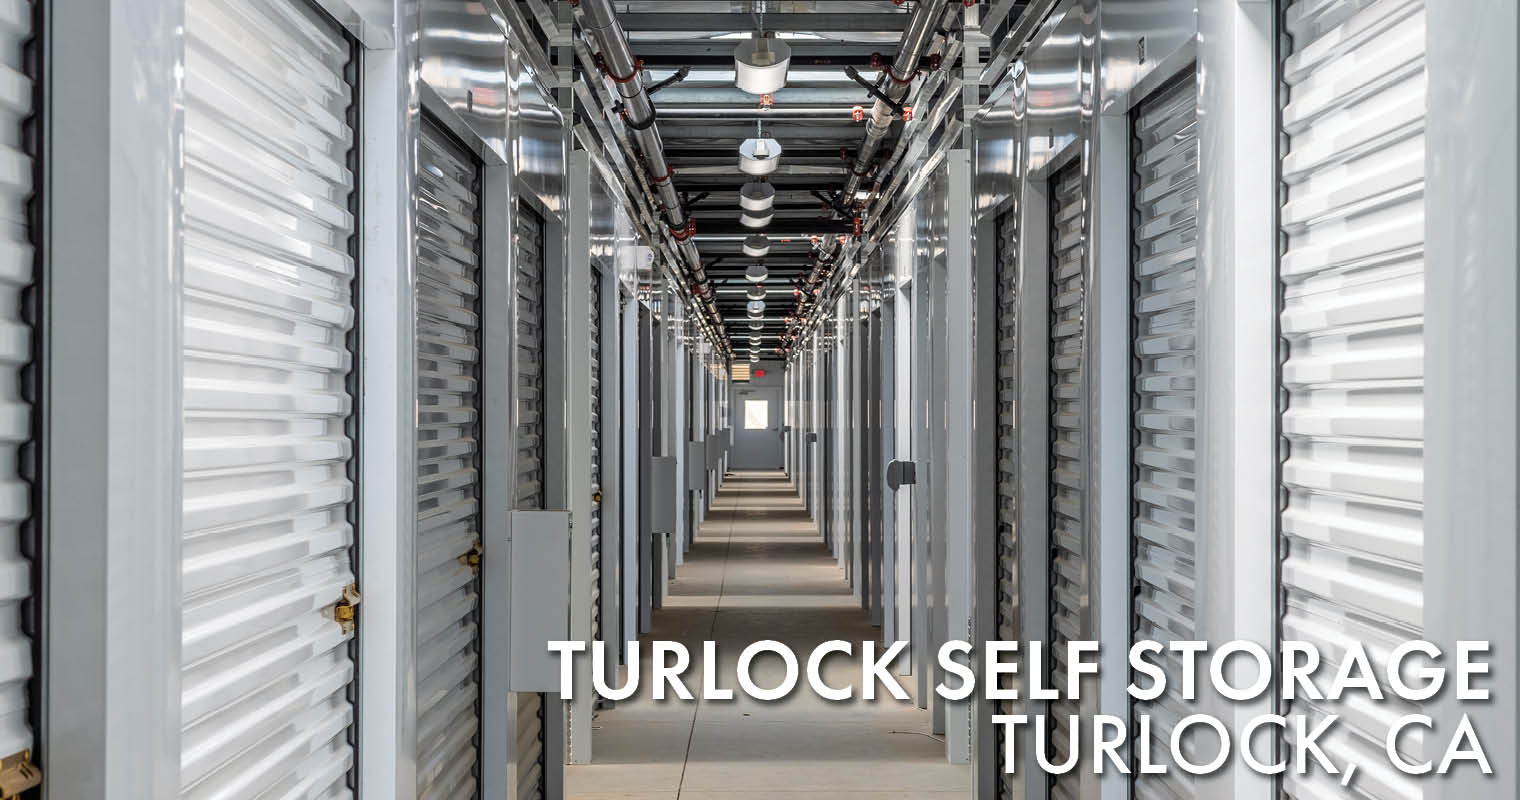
[180, 0, 358, 797]
[1046, 162, 1085, 800]
[415, 118, 484, 800]
[514, 201, 547, 800]
[1279, 1, 1425, 798]
[1130, 74, 1199, 800]
[0, 0, 34, 780]
[993, 206, 1018, 800]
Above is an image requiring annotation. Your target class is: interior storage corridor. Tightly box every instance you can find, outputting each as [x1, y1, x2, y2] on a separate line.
[17, 0, 1520, 799]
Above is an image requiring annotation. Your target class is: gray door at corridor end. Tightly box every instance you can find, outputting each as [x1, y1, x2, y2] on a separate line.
[731, 384, 784, 470]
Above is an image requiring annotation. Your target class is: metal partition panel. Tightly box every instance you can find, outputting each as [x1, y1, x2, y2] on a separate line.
[851, 303, 865, 599]
[892, 282, 912, 671]
[180, 1, 359, 795]
[867, 309, 884, 626]
[1279, 2, 1426, 798]
[881, 299, 887, 644]
[415, 118, 485, 799]
[513, 199, 547, 800]
[1129, 74, 1199, 800]
[621, 297, 641, 658]
[909, 212, 933, 706]
[1046, 161, 1086, 800]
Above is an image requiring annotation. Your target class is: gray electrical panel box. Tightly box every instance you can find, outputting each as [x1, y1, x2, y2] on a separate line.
[705, 435, 723, 471]
[686, 440, 707, 488]
[509, 509, 570, 692]
[649, 456, 677, 533]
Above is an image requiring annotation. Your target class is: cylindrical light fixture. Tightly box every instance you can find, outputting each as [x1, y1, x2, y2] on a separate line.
[733, 35, 792, 95]
[747, 286, 767, 300]
[740, 210, 773, 229]
[749, 321, 764, 330]
[746, 300, 765, 315]
[739, 181, 775, 211]
[739, 137, 782, 175]
[742, 235, 770, 257]
[744, 264, 768, 282]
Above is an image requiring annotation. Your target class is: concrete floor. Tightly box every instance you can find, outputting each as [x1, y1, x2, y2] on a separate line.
[567, 470, 970, 800]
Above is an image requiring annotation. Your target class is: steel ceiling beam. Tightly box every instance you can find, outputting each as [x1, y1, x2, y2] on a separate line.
[649, 86, 875, 104]
[658, 123, 873, 141]
[674, 164, 849, 177]
[617, 13, 910, 32]
[695, 218, 854, 235]
[632, 42, 890, 68]
[655, 105, 862, 120]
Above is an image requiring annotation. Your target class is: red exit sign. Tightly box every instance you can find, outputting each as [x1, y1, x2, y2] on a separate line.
[753, 368, 765, 378]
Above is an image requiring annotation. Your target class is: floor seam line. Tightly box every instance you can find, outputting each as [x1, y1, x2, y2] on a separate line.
[675, 474, 737, 800]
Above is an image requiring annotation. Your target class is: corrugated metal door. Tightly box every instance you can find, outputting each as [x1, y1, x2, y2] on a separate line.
[1130, 74, 1199, 800]
[415, 118, 484, 800]
[0, 0, 33, 779]
[1279, 1, 1426, 798]
[589, 266, 603, 648]
[992, 207, 1018, 800]
[514, 201, 548, 800]
[1046, 162, 1085, 800]
[180, 0, 359, 797]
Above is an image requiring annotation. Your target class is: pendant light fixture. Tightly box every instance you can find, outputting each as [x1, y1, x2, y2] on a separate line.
[739, 181, 775, 211]
[742, 234, 770, 257]
[745, 264, 768, 282]
[746, 300, 765, 315]
[733, 10, 791, 95]
[740, 210, 773, 228]
[747, 285, 767, 300]
[739, 121, 782, 176]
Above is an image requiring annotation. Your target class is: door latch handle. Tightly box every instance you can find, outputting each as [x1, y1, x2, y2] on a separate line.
[886, 460, 916, 490]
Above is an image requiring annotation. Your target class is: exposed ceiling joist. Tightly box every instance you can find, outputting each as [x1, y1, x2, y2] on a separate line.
[617, 13, 910, 32]
[633, 42, 890, 68]
[696, 219, 853, 235]
[657, 123, 875, 141]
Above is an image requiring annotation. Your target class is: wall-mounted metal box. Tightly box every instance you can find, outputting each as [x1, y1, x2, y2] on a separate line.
[686, 441, 707, 488]
[510, 510, 570, 692]
[705, 436, 724, 471]
[648, 456, 677, 533]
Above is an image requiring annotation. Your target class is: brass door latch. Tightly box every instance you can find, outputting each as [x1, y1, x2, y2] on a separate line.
[0, 750, 40, 798]
[333, 583, 361, 634]
[458, 541, 484, 573]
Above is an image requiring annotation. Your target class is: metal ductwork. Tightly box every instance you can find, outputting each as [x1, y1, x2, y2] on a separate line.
[578, 0, 726, 344]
